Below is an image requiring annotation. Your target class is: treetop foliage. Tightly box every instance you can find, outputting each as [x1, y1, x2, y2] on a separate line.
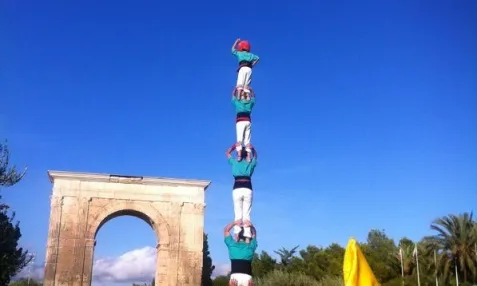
[0, 141, 31, 286]
[213, 212, 477, 286]
[0, 141, 27, 188]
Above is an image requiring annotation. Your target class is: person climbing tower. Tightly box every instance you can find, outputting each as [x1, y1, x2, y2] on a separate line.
[223, 220, 258, 286]
[232, 86, 255, 161]
[226, 143, 258, 239]
[231, 38, 260, 98]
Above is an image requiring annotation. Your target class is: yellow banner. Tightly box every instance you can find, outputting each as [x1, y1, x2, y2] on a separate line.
[343, 238, 380, 286]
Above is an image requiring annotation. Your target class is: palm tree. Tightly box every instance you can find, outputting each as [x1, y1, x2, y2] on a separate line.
[274, 246, 299, 268]
[428, 212, 477, 283]
[397, 238, 415, 276]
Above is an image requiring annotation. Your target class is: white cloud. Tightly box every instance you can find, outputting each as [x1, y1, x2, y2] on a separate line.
[15, 247, 230, 283]
[15, 264, 44, 281]
[14, 247, 157, 284]
[93, 246, 156, 283]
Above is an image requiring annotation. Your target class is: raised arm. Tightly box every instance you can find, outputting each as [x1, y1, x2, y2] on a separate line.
[248, 87, 255, 98]
[232, 87, 238, 99]
[226, 143, 236, 159]
[231, 38, 241, 52]
[224, 220, 241, 237]
[251, 225, 257, 239]
[244, 220, 257, 238]
[252, 146, 258, 159]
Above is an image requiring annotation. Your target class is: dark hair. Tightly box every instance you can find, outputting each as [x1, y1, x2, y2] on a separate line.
[240, 149, 248, 159]
[238, 227, 246, 240]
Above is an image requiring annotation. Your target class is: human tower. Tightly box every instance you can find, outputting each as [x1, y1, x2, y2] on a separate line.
[223, 38, 260, 286]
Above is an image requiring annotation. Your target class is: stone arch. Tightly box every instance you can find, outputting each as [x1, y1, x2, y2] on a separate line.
[87, 200, 170, 246]
[43, 171, 210, 286]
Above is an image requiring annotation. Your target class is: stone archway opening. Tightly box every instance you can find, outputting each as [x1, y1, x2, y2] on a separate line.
[96, 209, 155, 236]
[92, 210, 158, 286]
[43, 170, 210, 286]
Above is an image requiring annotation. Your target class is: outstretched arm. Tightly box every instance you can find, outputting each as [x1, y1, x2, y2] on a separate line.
[231, 38, 241, 52]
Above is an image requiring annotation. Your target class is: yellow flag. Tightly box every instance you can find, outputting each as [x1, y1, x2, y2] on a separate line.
[343, 238, 380, 286]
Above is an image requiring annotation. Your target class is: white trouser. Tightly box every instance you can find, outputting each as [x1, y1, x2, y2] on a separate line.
[233, 187, 253, 237]
[236, 67, 252, 93]
[230, 273, 252, 286]
[236, 121, 252, 153]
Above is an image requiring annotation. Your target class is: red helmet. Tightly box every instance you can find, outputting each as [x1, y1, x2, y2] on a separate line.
[237, 40, 251, 52]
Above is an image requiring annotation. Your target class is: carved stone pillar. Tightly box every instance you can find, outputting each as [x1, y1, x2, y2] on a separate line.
[191, 203, 205, 284]
[81, 239, 96, 286]
[155, 243, 170, 286]
[176, 202, 205, 285]
[72, 197, 92, 286]
[168, 202, 184, 286]
[44, 196, 64, 286]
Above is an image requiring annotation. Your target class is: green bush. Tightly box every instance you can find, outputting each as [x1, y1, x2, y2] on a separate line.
[254, 270, 343, 286]
[254, 270, 320, 286]
[318, 276, 343, 286]
[382, 275, 449, 286]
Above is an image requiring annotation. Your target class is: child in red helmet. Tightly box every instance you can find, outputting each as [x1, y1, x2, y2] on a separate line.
[231, 38, 260, 98]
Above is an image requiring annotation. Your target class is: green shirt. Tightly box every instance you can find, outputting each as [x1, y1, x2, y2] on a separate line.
[224, 235, 258, 261]
[229, 157, 257, 177]
[232, 50, 260, 63]
[232, 97, 255, 114]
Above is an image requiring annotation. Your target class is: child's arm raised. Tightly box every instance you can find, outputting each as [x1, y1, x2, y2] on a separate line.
[249, 87, 255, 98]
[231, 38, 241, 53]
[225, 143, 236, 159]
[232, 87, 239, 98]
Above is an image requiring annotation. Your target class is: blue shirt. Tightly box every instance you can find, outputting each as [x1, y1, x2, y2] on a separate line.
[232, 97, 255, 114]
[229, 157, 257, 177]
[224, 235, 257, 261]
[232, 50, 259, 63]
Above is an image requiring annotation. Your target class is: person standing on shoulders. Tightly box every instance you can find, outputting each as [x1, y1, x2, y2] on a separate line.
[231, 87, 255, 161]
[226, 143, 258, 238]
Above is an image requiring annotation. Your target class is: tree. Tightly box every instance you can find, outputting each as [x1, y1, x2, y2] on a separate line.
[202, 233, 215, 286]
[429, 212, 477, 283]
[397, 237, 416, 276]
[274, 246, 299, 268]
[0, 141, 26, 189]
[0, 141, 30, 286]
[361, 229, 400, 283]
[286, 244, 344, 280]
[212, 275, 229, 286]
[0, 205, 32, 285]
[252, 251, 277, 278]
[212, 215, 475, 285]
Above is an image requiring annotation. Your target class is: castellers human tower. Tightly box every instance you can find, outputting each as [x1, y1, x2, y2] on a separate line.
[223, 38, 260, 286]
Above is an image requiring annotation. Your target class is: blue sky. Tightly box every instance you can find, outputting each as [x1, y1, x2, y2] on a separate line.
[1, 0, 477, 285]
